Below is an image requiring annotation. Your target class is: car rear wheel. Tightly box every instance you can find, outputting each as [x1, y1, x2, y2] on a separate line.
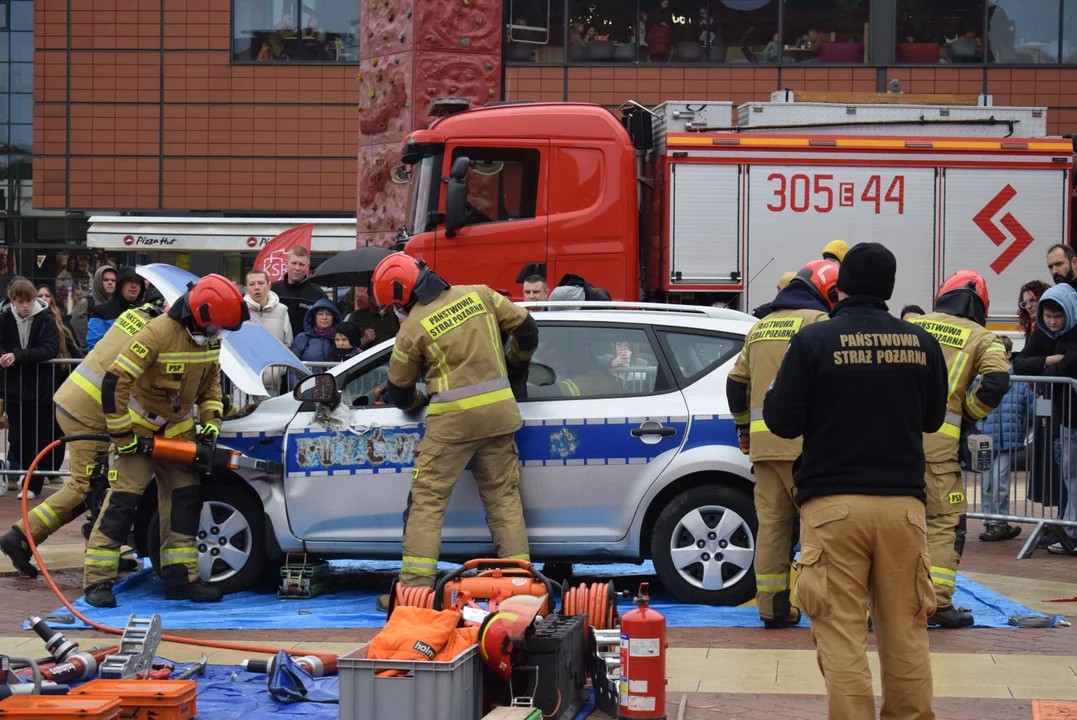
[651, 485, 758, 606]
[147, 483, 266, 596]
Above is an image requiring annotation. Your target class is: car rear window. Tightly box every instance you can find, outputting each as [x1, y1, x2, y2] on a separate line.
[659, 330, 742, 386]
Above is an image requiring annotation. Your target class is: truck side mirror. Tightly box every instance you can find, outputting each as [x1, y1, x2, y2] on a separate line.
[444, 156, 470, 237]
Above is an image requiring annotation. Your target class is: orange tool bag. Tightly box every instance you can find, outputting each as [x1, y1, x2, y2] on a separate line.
[71, 679, 197, 720]
[0, 696, 121, 719]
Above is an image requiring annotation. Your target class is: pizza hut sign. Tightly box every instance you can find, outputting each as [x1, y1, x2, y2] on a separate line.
[123, 235, 179, 247]
[246, 236, 273, 248]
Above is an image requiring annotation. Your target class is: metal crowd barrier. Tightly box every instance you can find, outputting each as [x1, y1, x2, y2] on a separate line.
[0, 358, 80, 479]
[963, 375, 1077, 558]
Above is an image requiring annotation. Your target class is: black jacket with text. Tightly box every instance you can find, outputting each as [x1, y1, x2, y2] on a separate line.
[762, 296, 948, 504]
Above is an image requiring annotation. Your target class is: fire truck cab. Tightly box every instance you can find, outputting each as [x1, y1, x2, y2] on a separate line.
[395, 95, 1074, 329]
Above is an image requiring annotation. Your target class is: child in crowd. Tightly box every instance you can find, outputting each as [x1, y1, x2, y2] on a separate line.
[334, 321, 363, 362]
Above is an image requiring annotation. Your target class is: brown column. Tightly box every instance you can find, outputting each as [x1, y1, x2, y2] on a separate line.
[357, 0, 503, 249]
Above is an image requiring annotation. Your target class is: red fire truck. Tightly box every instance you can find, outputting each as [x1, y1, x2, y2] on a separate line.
[395, 96, 1072, 329]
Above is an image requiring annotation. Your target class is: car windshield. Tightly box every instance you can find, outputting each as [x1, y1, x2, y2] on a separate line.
[406, 155, 439, 237]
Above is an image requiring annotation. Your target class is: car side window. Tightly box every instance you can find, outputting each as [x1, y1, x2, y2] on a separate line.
[527, 324, 666, 400]
[340, 349, 425, 406]
[658, 330, 742, 386]
[450, 146, 540, 226]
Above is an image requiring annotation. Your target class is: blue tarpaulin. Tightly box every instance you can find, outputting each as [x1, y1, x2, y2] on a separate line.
[33, 559, 1058, 631]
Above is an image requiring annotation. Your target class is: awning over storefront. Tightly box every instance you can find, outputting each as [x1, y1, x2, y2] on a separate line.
[87, 216, 358, 252]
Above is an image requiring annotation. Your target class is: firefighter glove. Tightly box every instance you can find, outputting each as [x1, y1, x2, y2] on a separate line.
[199, 423, 220, 440]
[373, 385, 389, 406]
[117, 436, 150, 455]
[737, 426, 750, 455]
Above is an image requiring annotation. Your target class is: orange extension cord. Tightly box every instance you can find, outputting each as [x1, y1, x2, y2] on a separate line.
[20, 437, 335, 662]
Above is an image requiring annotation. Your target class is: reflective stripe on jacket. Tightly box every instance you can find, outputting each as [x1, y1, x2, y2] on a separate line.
[55, 304, 157, 431]
[388, 285, 529, 443]
[727, 308, 828, 461]
[102, 313, 223, 440]
[909, 312, 1011, 462]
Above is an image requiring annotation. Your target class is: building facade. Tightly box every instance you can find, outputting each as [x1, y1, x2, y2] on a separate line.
[25, 0, 1077, 296]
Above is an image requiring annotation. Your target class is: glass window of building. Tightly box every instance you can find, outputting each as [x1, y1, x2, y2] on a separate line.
[897, 0, 985, 63]
[567, 1, 638, 62]
[9, 2, 33, 32]
[782, 0, 868, 64]
[233, 0, 360, 62]
[507, 0, 566, 62]
[989, 0, 1062, 63]
[1062, 0, 1077, 62]
[10, 62, 28, 93]
[9, 31, 29, 62]
[713, 0, 779, 64]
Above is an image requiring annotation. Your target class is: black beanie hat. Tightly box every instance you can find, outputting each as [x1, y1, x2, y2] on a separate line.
[335, 321, 363, 348]
[836, 242, 897, 301]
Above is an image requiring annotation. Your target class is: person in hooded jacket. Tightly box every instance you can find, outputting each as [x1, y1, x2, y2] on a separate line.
[86, 267, 145, 352]
[245, 270, 293, 395]
[290, 297, 342, 363]
[1013, 283, 1077, 554]
[0, 278, 60, 498]
[727, 259, 838, 628]
[907, 271, 1011, 628]
[70, 265, 116, 351]
[333, 321, 363, 362]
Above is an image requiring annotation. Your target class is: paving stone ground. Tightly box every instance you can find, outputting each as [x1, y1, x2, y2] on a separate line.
[1, 488, 1074, 719]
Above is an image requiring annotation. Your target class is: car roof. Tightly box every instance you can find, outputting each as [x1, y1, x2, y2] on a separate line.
[523, 301, 756, 334]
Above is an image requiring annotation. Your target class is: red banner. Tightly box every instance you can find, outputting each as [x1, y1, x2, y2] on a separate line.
[253, 224, 313, 282]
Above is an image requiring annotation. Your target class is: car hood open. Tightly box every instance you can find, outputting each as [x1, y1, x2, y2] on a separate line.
[136, 264, 310, 397]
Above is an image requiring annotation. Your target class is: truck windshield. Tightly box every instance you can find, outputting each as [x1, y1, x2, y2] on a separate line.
[406, 155, 439, 237]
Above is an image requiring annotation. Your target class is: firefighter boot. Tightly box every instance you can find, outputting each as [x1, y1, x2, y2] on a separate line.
[0, 527, 38, 578]
[928, 606, 974, 629]
[119, 552, 141, 573]
[763, 590, 802, 629]
[85, 582, 117, 609]
[162, 564, 221, 603]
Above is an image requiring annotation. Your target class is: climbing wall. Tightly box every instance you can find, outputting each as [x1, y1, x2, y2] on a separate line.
[357, 0, 503, 248]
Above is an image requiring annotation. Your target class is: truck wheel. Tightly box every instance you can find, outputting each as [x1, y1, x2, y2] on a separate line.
[147, 483, 266, 596]
[650, 486, 757, 606]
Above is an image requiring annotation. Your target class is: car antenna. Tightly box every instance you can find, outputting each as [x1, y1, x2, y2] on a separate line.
[747, 257, 775, 288]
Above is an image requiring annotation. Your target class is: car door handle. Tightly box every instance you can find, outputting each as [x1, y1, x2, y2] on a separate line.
[631, 426, 677, 438]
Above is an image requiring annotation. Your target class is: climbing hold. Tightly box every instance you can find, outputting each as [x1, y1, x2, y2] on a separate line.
[486, 62, 494, 69]
[398, 123, 403, 130]
[370, 0, 377, 7]
[433, 64, 440, 72]
[376, 71, 383, 81]
[375, 157, 383, 164]
[367, 28, 373, 37]
[394, 58, 400, 64]
[460, 38, 470, 46]
[475, 16, 484, 25]
[369, 89, 375, 98]
[388, 77, 395, 85]
[356, 73, 362, 81]
[383, 89, 388, 94]
[453, 5, 460, 12]
[382, 31, 389, 39]
[388, 11, 395, 21]
[428, 87, 436, 95]
[357, 105, 365, 112]
[364, 218, 373, 228]
[375, 169, 382, 175]
[399, 33, 406, 42]
[406, 9, 412, 18]
[426, 34, 435, 42]
[463, 0, 470, 5]
[403, 103, 410, 108]
[466, 72, 473, 80]
[450, 86, 458, 92]
[372, 58, 378, 66]
[488, 88, 495, 96]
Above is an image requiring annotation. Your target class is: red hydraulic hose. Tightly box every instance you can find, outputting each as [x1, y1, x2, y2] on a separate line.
[20, 437, 335, 662]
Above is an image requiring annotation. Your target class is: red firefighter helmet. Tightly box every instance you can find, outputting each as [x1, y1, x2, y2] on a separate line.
[478, 594, 546, 681]
[937, 270, 990, 315]
[371, 253, 422, 310]
[188, 274, 248, 332]
[790, 259, 841, 309]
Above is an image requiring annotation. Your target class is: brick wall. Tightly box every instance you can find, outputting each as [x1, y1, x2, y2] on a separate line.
[32, 0, 358, 214]
[507, 65, 1077, 136]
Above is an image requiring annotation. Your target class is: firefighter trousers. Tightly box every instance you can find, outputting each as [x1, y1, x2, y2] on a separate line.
[753, 460, 799, 622]
[796, 494, 935, 720]
[400, 432, 530, 588]
[85, 450, 201, 589]
[16, 412, 110, 545]
[925, 461, 966, 609]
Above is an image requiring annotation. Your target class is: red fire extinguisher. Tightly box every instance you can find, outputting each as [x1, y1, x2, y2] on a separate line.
[618, 582, 666, 719]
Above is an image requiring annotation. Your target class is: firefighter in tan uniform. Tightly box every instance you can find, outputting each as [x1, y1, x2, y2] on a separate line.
[0, 302, 164, 578]
[83, 275, 249, 608]
[909, 270, 1010, 629]
[726, 260, 838, 628]
[371, 253, 539, 588]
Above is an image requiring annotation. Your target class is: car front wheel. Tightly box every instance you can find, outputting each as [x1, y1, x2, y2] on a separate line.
[147, 482, 266, 596]
[651, 485, 758, 606]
